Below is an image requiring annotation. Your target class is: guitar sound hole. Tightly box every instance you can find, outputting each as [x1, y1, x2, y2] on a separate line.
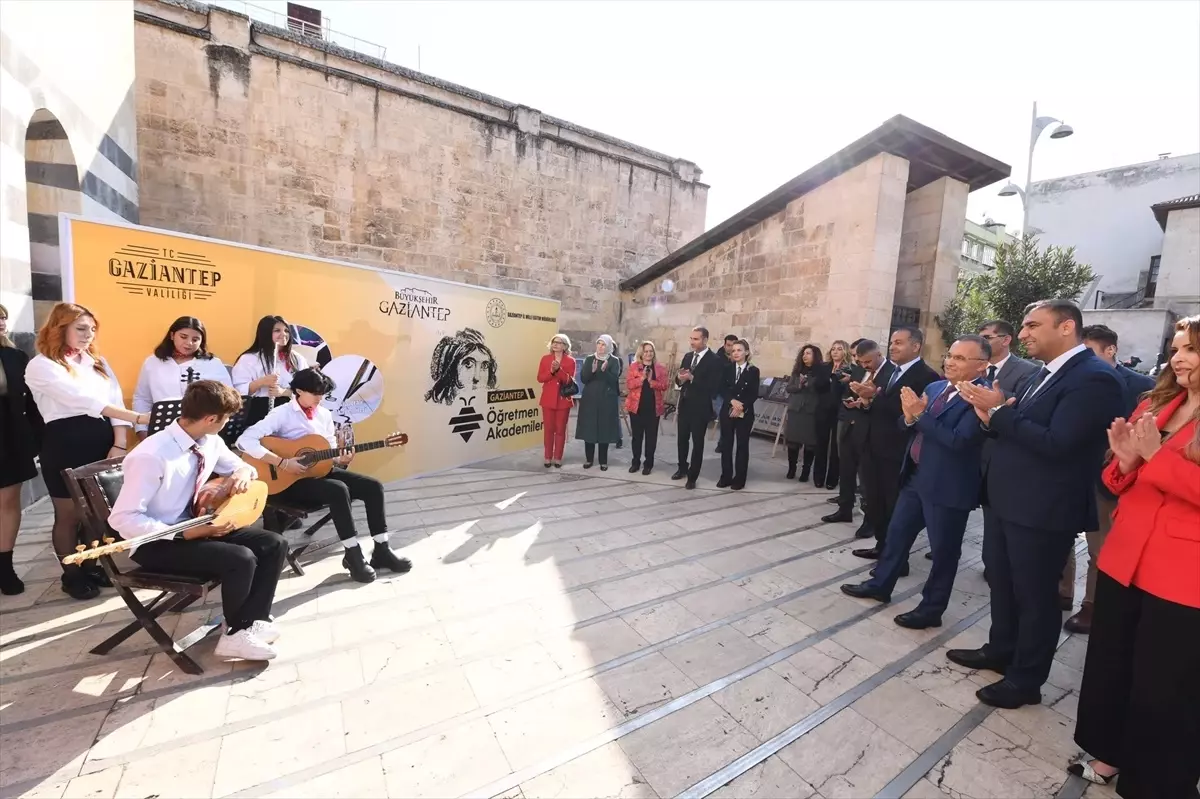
[297, 449, 317, 468]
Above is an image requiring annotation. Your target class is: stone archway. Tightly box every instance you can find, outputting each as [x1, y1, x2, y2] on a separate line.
[24, 108, 81, 329]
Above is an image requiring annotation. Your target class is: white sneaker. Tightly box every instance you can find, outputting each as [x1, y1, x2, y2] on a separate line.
[215, 628, 277, 661]
[249, 619, 281, 644]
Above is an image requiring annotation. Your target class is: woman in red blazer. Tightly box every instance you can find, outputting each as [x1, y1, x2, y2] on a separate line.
[537, 334, 576, 468]
[625, 341, 669, 475]
[1070, 316, 1200, 799]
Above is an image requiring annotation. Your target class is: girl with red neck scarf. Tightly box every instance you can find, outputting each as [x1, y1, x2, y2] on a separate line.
[231, 316, 309, 401]
[133, 316, 233, 441]
[236, 367, 411, 584]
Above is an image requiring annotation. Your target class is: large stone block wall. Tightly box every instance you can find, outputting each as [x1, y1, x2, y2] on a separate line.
[894, 176, 969, 363]
[620, 153, 910, 378]
[131, 0, 706, 342]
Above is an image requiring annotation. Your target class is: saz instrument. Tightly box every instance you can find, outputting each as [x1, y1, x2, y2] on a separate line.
[62, 481, 270, 565]
[244, 432, 408, 494]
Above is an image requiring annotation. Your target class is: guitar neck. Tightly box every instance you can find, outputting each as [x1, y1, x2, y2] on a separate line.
[303, 438, 391, 463]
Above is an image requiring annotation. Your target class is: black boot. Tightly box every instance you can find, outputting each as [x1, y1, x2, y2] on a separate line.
[786, 449, 798, 480]
[798, 466, 811, 483]
[369, 541, 413, 574]
[80, 560, 112, 588]
[0, 551, 24, 596]
[342, 545, 377, 583]
[60, 565, 101, 600]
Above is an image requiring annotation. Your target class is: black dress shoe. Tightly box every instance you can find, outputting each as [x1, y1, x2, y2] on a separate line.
[870, 562, 910, 578]
[600, 465, 608, 471]
[798, 469, 810, 483]
[976, 678, 1041, 709]
[840, 582, 890, 602]
[894, 610, 942, 629]
[853, 523, 874, 539]
[642, 464, 652, 476]
[81, 561, 112, 588]
[821, 510, 853, 524]
[731, 482, 744, 491]
[671, 470, 687, 481]
[851, 546, 882, 560]
[370, 545, 413, 574]
[343, 546, 377, 584]
[629, 462, 641, 473]
[60, 568, 101, 600]
[824, 481, 839, 491]
[716, 477, 732, 488]
[685, 480, 697, 490]
[786, 466, 797, 479]
[583, 462, 593, 469]
[946, 648, 1009, 674]
[825, 496, 841, 505]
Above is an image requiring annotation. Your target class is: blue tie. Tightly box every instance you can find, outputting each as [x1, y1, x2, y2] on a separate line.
[887, 365, 900, 391]
[1021, 367, 1051, 403]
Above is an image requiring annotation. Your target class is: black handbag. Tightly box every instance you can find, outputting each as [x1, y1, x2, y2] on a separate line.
[559, 380, 579, 398]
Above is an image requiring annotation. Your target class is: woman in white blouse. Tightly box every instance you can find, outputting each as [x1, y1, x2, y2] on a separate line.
[133, 316, 232, 440]
[25, 303, 149, 600]
[231, 315, 309, 405]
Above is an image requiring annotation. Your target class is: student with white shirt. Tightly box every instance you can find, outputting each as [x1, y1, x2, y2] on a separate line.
[133, 316, 233, 439]
[109, 380, 287, 662]
[24, 303, 150, 600]
[231, 315, 309, 408]
[236, 367, 411, 584]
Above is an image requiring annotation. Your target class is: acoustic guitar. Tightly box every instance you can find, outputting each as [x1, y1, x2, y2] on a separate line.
[243, 432, 408, 493]
[62, 480, 270, 565]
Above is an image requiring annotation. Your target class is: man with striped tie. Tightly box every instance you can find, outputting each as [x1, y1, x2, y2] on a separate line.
[840, 334, 992, 629]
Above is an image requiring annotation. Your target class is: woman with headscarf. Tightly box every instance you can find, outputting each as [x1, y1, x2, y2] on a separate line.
[575, 334, 621, 470]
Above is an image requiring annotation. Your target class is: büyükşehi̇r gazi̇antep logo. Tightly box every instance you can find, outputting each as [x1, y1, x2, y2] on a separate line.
[107, 244, 221, 301]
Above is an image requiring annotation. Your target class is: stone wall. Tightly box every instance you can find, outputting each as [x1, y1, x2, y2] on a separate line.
[620, 154, 911, 378]
[1155, 206, 1200, 317]
[894, 177, 969, 363]
[1, 0, 140, 338]
[132, 0, 706, 343]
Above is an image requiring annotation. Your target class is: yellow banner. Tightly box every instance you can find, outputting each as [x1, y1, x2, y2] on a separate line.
[61, 216, 560, 482]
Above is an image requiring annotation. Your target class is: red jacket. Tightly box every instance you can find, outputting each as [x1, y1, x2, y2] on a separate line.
[625, 361, 669, 416]
[537, 353, 576, 411]
[1099, 393, 1200, 609]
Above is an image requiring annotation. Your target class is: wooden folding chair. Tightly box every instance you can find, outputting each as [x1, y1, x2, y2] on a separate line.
[63, 458, 223, 675]
[263, 498, 335, 577]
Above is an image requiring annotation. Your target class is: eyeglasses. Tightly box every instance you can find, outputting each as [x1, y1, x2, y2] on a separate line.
[979, 334, 1008, 341]
[943, 355, 988, 364]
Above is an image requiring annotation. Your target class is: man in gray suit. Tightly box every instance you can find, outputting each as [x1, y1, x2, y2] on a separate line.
[978, 320, 1041, 398]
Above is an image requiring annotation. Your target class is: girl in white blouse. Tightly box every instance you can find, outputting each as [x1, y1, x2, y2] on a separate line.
[231, 315, 309, 399]
[24, 303, 149, 600]
[133, 316, 232, 440]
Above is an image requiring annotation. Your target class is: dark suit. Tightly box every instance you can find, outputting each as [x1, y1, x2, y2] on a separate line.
[675, 348, 721, 482]
[719, 362, 760, 487]
[834, 363, 870, 511]
[0, 346, 44, 488]
[861, 358, 940, 546]
[983, 347, 1124, 691]
[866, 379, 987, 614]
[981, 354, 1040, 478]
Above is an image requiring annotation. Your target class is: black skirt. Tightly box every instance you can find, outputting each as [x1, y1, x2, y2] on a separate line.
[39, 416, 114, 498]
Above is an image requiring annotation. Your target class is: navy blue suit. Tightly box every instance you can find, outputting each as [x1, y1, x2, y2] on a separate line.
[982, 347, 1125, 691]
[865, 379, 987, 616]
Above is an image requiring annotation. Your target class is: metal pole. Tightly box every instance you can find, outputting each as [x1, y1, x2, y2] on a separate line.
[1023, 100, 1037, 234]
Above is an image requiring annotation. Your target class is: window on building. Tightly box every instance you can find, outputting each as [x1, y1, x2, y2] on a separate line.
[1146, 255, 1160, 299]
[962, 239, 971, 257]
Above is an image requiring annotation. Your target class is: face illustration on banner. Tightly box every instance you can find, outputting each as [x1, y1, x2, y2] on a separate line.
[424, 327, 499, 406]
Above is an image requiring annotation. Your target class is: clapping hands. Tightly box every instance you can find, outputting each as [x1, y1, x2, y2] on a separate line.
[899, 386, 928, 421]
[1108, 412, 1160, 472]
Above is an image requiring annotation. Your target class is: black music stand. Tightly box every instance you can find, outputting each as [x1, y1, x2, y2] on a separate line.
[147, 400, 183, 435]
[217, 399, 253, 449]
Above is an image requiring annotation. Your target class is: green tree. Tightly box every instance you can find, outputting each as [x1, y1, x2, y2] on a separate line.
[938, 233, 1094, 349]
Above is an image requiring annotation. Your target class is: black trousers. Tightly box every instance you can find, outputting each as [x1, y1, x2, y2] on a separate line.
[861, 449, 902, 545]
[583, 442, 609, 465]
[630, 412, 659, 466]
[1075, 572, 1200, 799]
[719, 413, 753, 486]
[836, 419, 868, 511]
[132, 526, 287, 632]
[278, 469, 387, 541]
[982, 510, 1077, 690]
[820, 413, 840, 487]
[677, 413, 708, 481]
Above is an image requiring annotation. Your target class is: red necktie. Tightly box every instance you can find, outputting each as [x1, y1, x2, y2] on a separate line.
[189, 444, 207, 516]
[301, 405, 315, 420]
[910, 386, 954, 465]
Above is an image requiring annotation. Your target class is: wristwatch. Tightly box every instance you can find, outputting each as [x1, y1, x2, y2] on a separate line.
[986, 404, 1007, 418]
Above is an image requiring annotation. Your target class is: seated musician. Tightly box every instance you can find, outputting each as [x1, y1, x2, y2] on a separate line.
[109, 380, 287, 663]
[236, 367, 412, 584]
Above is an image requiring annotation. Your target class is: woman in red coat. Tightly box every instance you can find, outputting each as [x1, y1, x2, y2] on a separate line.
[1070, 315, 1200, 799]
[625, 341, 669, 475]
[537, 334, 576, 468]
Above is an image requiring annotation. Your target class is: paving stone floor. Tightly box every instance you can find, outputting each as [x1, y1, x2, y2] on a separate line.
[0, 434, 1112, 799]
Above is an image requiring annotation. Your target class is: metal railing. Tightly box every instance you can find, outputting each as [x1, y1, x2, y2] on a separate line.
[212, 1, 388, 60]
[1095, 288, 1152, 310]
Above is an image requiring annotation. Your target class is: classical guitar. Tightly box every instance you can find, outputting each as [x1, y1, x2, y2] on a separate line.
[62, 481, 270, 565]
[243, 432, 408, 494]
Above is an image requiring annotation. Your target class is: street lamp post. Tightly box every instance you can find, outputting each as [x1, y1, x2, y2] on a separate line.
[998, 100, 1074, 233]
